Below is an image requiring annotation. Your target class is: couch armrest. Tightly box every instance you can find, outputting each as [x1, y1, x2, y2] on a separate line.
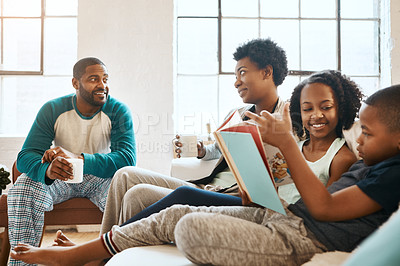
[170, 158, 219, 181]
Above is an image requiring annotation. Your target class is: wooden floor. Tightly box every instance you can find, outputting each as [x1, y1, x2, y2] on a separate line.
[41, 229, 100, 247]
[1, 229, 100, 265]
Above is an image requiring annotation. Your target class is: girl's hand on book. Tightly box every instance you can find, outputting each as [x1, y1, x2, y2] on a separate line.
[244, 102, 293, 148]
[239, 189, 251, 206]
[239, 189, 262, 208]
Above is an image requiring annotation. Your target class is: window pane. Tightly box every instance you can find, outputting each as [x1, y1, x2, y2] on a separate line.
[221, 19, 259, 72]
[176, 0, 218, 17]
[260, 20, 300, 70]
[177, 18, 218, 75]
[341, 0, 379, 19]
[221, 0, 258, 17]
[341, 21, 379, 75]
[301, 0, 335, 18]
[301, 20, 336, 71]
[219, 74, 244, 124]
[279, 75, 301, 101]
[46, 0, 78, 16]
[44, 18, 77, 75]
[176, 76, 218, 134]
[3, 19, 41, 71]
[1, 76, 72, 135]
[349, 76, 380, 97]
[260, 0, 298, 18]
[3, 0, 41, 17]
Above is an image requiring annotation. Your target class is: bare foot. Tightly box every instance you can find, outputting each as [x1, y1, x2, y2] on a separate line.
[10, 243, 80, 266]
[53, 230, 76, 247]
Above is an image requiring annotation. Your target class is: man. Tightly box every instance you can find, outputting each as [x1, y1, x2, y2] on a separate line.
[7, 57, 136, 265]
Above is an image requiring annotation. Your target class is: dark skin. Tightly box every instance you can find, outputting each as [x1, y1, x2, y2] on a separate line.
[244, 103, 390, 221]
[175, 57, 279, 158]
[44, 64, 109, 181]
[299, 83, 356, 186]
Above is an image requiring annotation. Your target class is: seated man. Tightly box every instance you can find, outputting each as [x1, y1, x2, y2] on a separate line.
[7, 57, 136, 266]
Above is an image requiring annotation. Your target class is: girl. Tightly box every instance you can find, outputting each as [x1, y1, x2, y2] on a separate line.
[279, 70, 363, 203]
[120, 70, 364, 225]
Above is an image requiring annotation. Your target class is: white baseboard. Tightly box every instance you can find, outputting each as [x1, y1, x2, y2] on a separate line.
[76, 224, 101, 232]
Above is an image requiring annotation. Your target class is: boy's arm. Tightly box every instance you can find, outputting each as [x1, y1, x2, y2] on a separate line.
[245, 103, 382, 221]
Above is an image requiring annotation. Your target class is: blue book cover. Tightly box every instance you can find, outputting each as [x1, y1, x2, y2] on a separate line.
[219, 131, 286, 215]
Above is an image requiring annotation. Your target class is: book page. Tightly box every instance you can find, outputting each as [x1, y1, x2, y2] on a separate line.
[220, 121, 293, 187]
[216, 110, 243, 131]
[220, 123, 273, 183]
[263, 144, 293, 186]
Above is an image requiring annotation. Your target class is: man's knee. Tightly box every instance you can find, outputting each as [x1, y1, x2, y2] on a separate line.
[9, 174, 38, 195]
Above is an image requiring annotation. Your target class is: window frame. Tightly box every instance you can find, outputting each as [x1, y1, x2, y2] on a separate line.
[0, 0, 78, 135]
[176, 0, 381, 78]
[0, 0, 78, 75]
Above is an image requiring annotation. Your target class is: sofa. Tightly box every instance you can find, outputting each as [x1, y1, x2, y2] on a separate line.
[105, 156, 353, 266]
[106, 154, 400, 265]
[106, 244, 352, 265]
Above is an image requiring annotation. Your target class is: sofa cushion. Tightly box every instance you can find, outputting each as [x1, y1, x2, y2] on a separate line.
[105, 244, 195, 266]
[170, 158, 218, 181]
[342, 206, 400, 266]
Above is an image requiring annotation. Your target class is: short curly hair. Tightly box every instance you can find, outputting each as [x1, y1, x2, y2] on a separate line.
[364, 84, 400, 132]
[73, 57, 106, 80]
[289, 70, 364, 139]
[233, 38, 288, 86]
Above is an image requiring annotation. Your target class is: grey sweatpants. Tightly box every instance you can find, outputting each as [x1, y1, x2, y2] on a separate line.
[110, 205, 326, 266]
[100, 166, 198, 234]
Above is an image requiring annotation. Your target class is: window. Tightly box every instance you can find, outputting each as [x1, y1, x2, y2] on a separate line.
[175, 0, 385, 135]
[0, 0, 77, 135]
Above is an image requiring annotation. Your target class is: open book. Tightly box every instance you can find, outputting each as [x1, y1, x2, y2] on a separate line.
[217, 111, 292, 185]
[214, 112, 292, 215]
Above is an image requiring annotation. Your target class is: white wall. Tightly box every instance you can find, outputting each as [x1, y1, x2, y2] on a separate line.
[1, 0, 400, 183]
[78, 0, 175, 174]
[391, 0, 400, 85]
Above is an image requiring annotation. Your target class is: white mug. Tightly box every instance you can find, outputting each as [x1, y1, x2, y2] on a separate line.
[65, 158, 83, 183]
[175, 134, 198, 157]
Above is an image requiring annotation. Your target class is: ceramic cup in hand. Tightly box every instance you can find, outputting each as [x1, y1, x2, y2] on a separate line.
[65, 158, 83, 183]
[174, 134, 198, 157]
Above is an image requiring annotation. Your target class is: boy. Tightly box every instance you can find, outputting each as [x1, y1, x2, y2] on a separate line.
[10, 85, 400, 265]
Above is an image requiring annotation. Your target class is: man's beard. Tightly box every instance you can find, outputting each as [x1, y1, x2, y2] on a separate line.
[78, 81, 107, 107]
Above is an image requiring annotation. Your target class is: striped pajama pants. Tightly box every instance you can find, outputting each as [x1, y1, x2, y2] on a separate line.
[7, 174, 112, 266]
